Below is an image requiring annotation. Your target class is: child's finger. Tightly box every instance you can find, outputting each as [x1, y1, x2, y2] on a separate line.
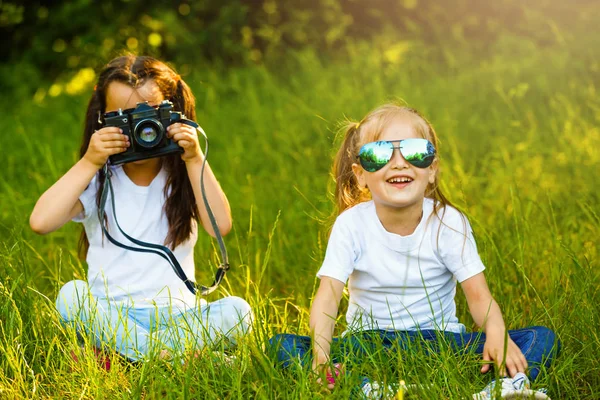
[507, 355, 521, 375]
[179, 125, 196, 135]
[96, 127, 123, 136]
[170, 131, 198, 143]
[492, 352, 507, 376]
[170, 132, 190, 142]
[520, 354, 528, 370]
[497, 361, 507, 377]
[110, 148, 128, 155]
[514, 355, 527, 374]
[313, 363, 339, 390]
[513, 344, 528, 370]
[177, 140, 193, 149]
[506, 358, 519, 377]
[167, 123, 193, 133]
[100, 133, 129, 142]
[103, 140, 130, 149]
[506, 344, 527, 375]
[480, 350, 492, 373]
[325, 363, 342, 386]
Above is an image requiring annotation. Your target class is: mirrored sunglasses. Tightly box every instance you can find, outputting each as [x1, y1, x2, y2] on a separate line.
[358, 138, 436, 172]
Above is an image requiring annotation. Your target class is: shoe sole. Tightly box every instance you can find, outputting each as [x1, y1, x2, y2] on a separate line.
[502, 390, 549, 399]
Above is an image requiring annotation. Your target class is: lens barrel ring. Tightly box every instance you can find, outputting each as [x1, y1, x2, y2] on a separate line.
[133, 118, 164, 148]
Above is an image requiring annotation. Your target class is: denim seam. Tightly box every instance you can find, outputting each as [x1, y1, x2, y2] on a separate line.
[521, 328, 537, 359]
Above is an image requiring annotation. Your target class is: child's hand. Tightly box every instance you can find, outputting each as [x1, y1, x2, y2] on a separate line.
[167, 123, 202, 163]
[313, 361, 343, 390]
[481, 335, 528, 377]
[83, 127, 130, 168]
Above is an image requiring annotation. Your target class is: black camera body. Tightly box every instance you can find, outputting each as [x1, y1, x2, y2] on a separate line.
[103, 100, 187, 165]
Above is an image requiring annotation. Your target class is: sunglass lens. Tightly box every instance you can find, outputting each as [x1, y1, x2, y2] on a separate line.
[358, 141, 393, 172]
[400, 138, 436, 168]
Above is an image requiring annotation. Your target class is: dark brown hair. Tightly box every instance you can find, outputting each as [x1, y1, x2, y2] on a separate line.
[78, 54, 199, 258]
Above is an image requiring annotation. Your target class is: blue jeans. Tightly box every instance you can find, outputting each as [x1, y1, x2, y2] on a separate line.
[56, 280, 253, 362]
[269, 326, 559, 381]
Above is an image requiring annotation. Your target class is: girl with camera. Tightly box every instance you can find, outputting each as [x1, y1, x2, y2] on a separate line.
[30, 55, 252, 364]
[269, 104, 559, 398]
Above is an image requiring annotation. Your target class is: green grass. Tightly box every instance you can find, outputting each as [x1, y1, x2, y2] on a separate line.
[1, 31, 599, 398]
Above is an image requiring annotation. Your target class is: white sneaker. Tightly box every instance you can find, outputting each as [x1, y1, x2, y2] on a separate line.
[472, 373, 550, 399]
[360, 380, 431, 399]
[361, 381, 389, 399]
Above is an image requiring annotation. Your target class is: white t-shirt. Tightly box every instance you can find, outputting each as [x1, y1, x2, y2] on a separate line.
[74, 165, 199, 309]
[317, 199, 485, 333]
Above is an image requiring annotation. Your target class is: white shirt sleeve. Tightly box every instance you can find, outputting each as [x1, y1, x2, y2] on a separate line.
[437, 207, 485, 282]
[316, 213, 358, 284]
[72, 174, 99, 223]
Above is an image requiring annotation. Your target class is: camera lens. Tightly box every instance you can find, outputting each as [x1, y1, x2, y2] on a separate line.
[133, 119, 163, 148]
[139, 126, 158, 143]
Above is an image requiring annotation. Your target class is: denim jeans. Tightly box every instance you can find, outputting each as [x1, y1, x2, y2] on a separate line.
[269, 326, 559, 381]
[56, 280, 253, 361]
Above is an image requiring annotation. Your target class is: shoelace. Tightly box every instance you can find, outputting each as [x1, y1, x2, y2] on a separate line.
[473, 372, 550, 399]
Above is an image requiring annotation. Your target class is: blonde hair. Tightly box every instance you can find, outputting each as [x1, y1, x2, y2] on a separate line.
[332, 103, 454, 218]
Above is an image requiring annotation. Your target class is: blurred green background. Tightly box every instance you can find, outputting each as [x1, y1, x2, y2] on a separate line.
[1, 0, 599, 398]
[2, 0, 597, 97]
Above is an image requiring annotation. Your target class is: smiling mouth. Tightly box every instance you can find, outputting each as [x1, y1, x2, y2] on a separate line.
[387, 177, 413, 184]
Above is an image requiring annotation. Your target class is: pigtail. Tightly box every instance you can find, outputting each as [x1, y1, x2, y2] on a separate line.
[171, 76, 197, 121]
[163, 71, 200, 249]
[332, 122, 368, 217]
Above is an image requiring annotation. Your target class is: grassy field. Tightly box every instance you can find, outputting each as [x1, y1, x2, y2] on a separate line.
[1, 28, 599, 399]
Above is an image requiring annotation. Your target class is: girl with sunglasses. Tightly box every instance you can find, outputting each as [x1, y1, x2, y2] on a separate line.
[269, 104, 558, 398]
[30, 55, 252, 365]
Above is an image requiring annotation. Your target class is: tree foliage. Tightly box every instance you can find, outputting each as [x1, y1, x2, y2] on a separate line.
[1, 0, 597, 93]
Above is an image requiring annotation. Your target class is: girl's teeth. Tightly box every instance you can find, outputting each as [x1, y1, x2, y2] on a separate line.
[387, 177, 412, 183]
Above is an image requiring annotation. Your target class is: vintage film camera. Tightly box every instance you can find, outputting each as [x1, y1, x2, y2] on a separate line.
[103, 100, 191, 165]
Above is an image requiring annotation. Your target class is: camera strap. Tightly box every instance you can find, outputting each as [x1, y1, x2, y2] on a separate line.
[97, 120, 229, 296]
